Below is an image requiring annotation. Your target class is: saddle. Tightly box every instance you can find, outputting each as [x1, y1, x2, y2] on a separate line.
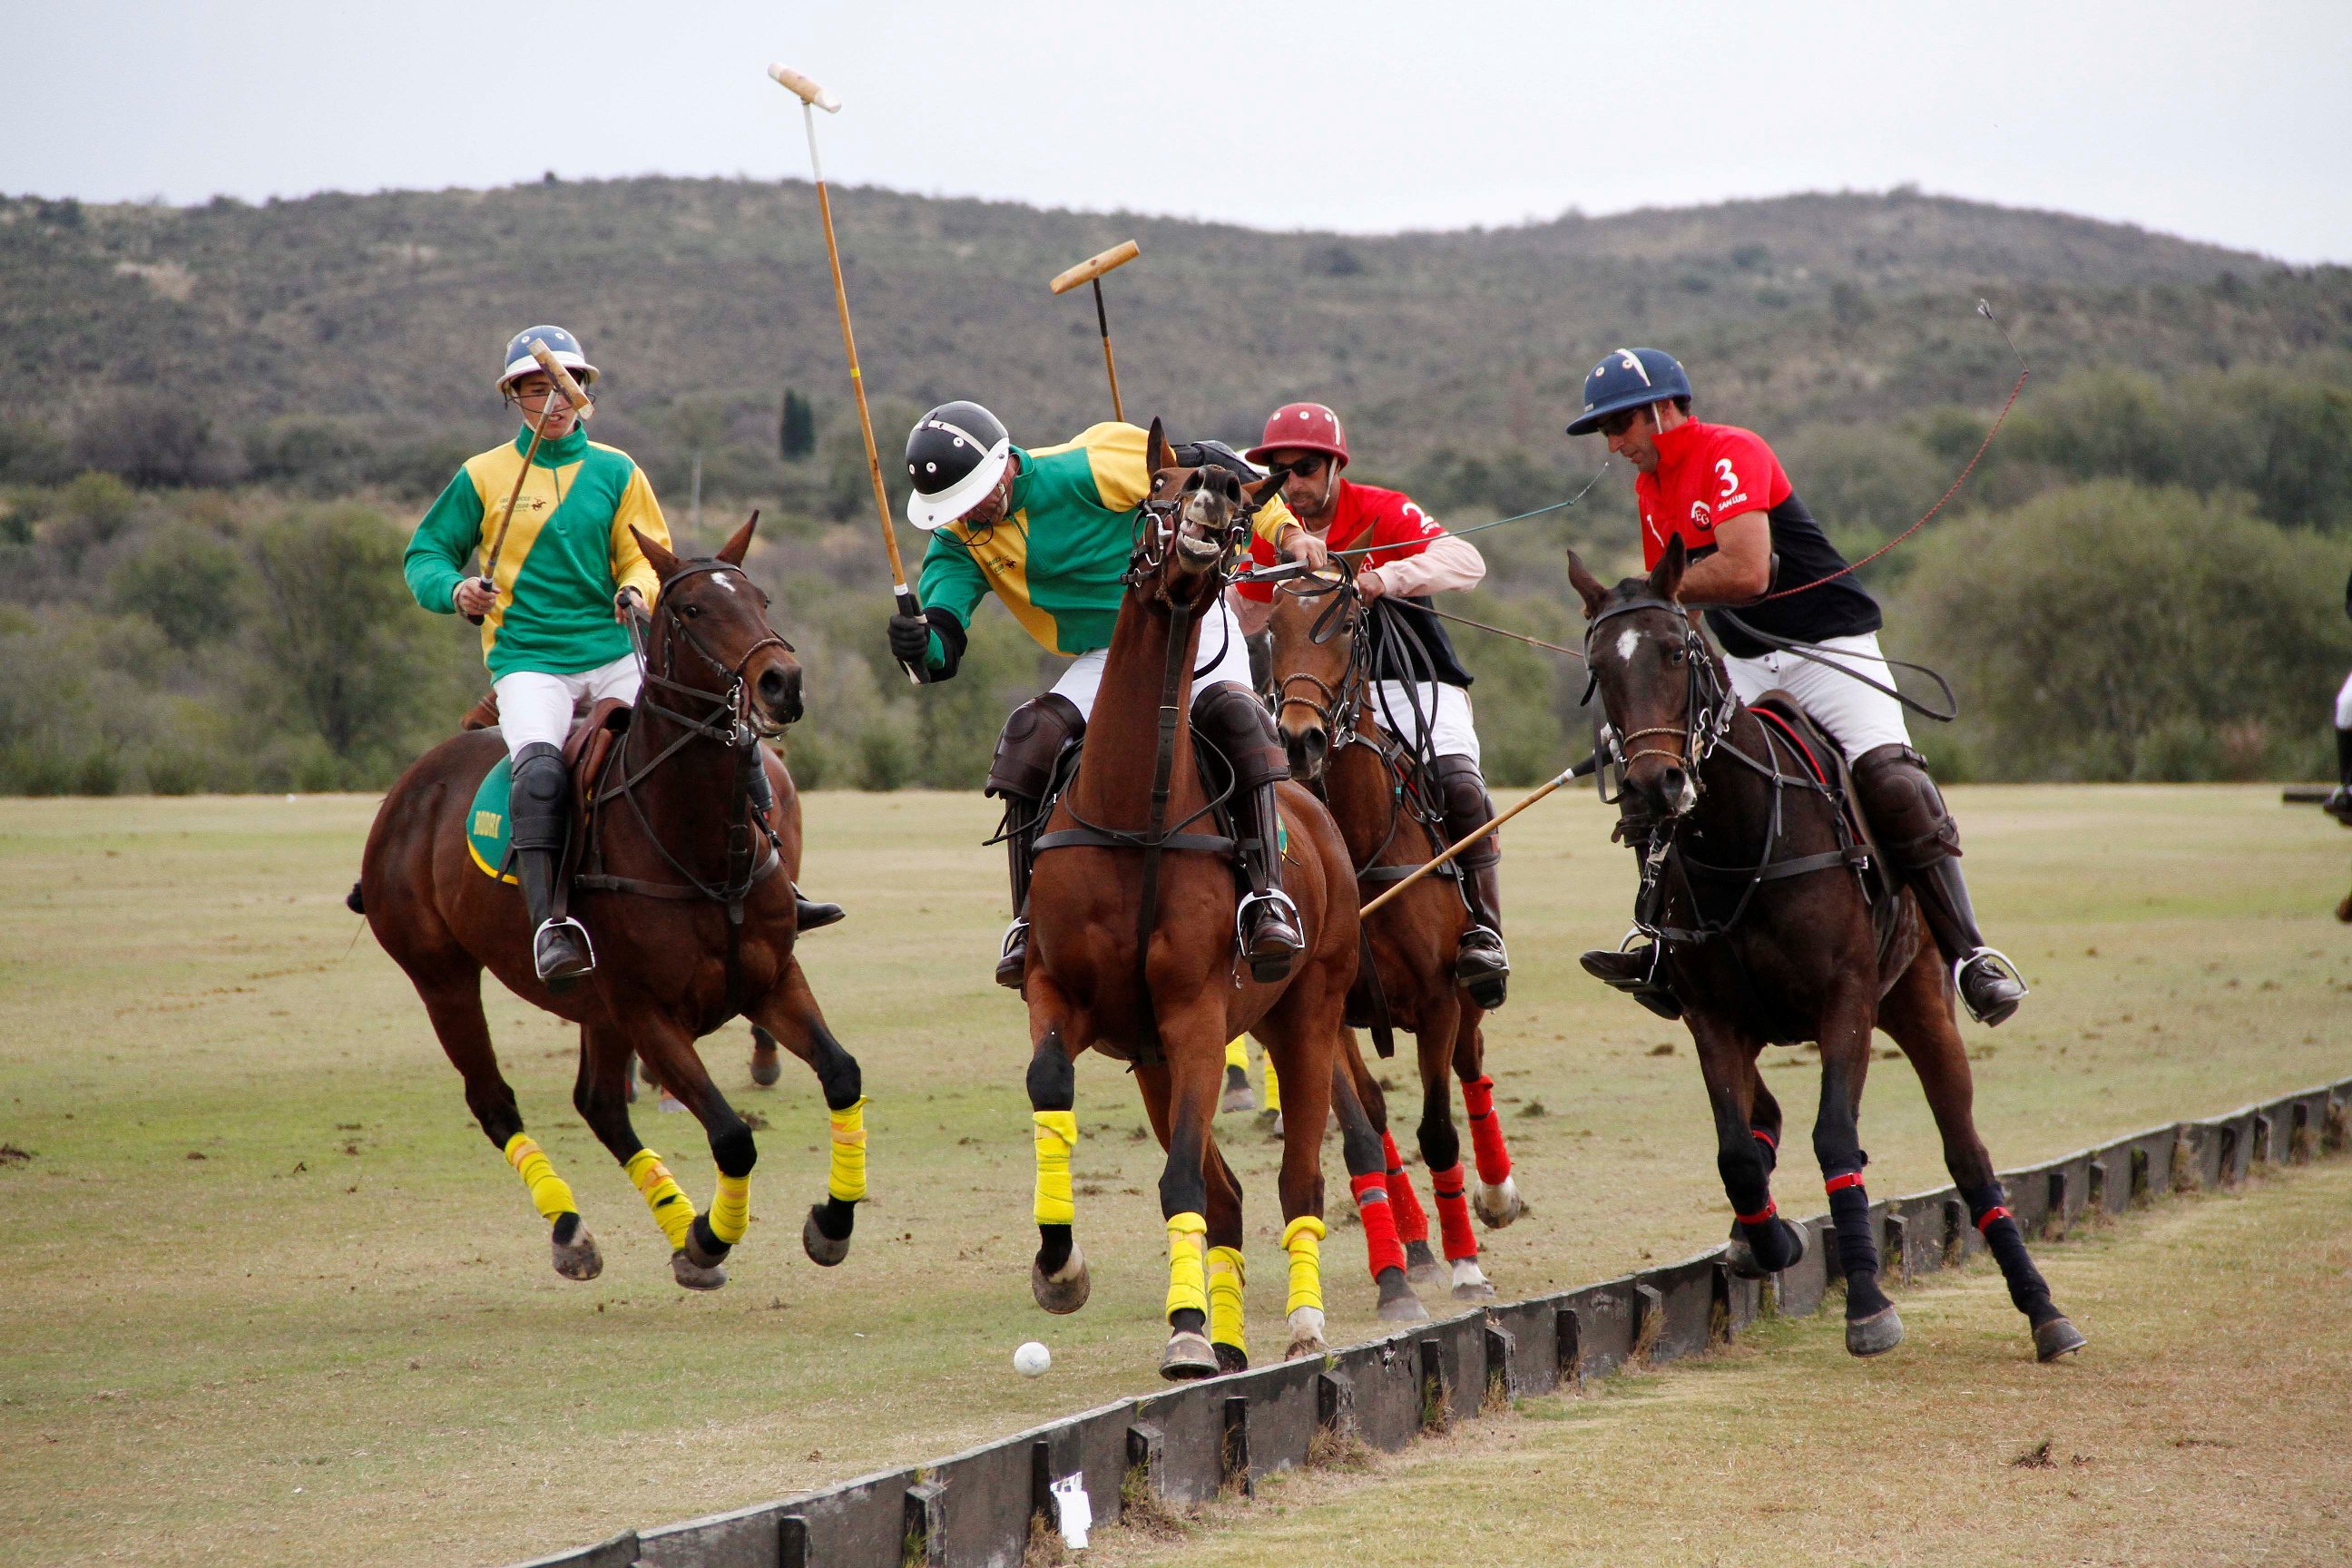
[1030, 724, 1245, 861]
[1747, 690, 1905, 965]
[458, 690, 628, 819]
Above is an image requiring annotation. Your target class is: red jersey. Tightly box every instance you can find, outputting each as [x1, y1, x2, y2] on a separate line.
[1633, 418, 1881, 658]
[1233, 478, 1445, 593]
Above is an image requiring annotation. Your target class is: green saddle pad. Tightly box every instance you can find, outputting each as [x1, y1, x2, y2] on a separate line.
[466, 759, 519, 884]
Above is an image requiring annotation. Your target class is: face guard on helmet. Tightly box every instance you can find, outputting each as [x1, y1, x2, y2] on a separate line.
[1244, 401, 1349, 471]
[1565, 348, 1691, 436]
[905, 400, 1014, 530]
[496, 324, 600, 396]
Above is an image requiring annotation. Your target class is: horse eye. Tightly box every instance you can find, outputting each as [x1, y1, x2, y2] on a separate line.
[681, 603, 701, 619]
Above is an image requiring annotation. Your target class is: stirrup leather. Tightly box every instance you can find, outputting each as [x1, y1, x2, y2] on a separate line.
[532, 916, 595, 980]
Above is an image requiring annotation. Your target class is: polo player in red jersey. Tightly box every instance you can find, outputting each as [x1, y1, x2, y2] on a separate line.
[1230, 401, 1511, 1008]
[1568, 348, 2029, 1026]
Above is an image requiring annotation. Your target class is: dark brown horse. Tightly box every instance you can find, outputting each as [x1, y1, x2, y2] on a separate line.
[1263, 572, 1524, 1314]
[358, 517, 868, 1291]
[1020, 424, 1361, 1378]
[1570, 540, 2082, 1361]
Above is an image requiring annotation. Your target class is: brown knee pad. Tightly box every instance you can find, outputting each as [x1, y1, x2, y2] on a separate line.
[1191, 682, 1289, 792]
[1430, 754, 1501, 871]
[1850, 743, 1960, 871]
[986, 692, 1085, 801]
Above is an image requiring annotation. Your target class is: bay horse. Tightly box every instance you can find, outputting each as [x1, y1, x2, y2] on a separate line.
[1262, 570, 1525, 1313]
[1020, 423, 1362, 1378]
[1569, 539, 2082, 1361]
[358, 516, 868, 1291]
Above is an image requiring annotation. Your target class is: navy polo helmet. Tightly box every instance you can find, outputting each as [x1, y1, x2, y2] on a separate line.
[496, 324, 600, 394]
[1564, 347, 1691, 435]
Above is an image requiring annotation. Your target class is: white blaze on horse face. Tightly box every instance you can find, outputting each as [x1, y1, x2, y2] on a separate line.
[712, 576, 737, 593]
[1614, 627, 1641, 664]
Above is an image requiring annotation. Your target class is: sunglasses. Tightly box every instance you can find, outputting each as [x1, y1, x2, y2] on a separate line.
[1281, 455, 1329, 479]
[1596, 408, 1646, 439]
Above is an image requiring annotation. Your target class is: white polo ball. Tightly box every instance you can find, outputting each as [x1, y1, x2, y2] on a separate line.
[1013, 1340, 1051, 1377]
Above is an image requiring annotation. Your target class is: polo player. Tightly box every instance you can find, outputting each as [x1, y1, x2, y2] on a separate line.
[886, 403, 1329, 988]
[1568, 348, 2029, 1026]
[1229, 401, 1512, 1009]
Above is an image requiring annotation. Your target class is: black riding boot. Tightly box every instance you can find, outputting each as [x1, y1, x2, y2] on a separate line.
[1193, 684, 1304, 983]
[509, 740, 593, 983]
[743, 749, 843, 931]
[985, 693, 1089, 994]
[2327, 727, 2352, 825]
[1850, 744, 2027, 1026]
[994, 792, 1044, 991]
[1430, 754, 1510, 1009]
[1580, 936, 1682, 1019]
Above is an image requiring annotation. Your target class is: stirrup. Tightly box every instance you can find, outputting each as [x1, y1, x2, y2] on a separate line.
[1235, 888, 1303, 982]
[1455, 926, 1510, 1010]
[1953, 946, 2028, 1025]
[995, 917, 1030, 992]
[532, 916, 595, 982]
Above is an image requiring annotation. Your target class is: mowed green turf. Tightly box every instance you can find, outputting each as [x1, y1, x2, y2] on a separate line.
[0, 786, 2345, 1566]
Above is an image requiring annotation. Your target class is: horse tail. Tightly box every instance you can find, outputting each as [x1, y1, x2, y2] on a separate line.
[345, 881, 366, 915]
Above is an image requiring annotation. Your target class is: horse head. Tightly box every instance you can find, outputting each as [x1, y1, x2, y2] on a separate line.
[1265, 567, 1360, 784]
[1570, 536, 1713, 822]
[1135, 417, 1286, 613]
[630, 514, 804, 733]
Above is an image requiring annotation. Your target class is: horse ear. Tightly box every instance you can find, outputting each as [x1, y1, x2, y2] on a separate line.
[632, 526, 681, 583]
[717, 510, 760, 566]
[1145, 416, 1172, 477]
[1648, 534, 1688, 602]
[1566, 550, 1611, 618]
[1245, 469, 1287, 514]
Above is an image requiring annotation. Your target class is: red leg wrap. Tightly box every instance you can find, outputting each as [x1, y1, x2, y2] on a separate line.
[1350, 1171, 1406, 1279]
[1383, 1130, 1430, 1245]
[1430, 1161, 1477, 1262]
[1461, 1074, 1514, 1186]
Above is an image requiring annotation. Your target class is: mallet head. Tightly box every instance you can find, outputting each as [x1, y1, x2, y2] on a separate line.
[1049, 239, 1141, 295]
[525, 339, 594, 416]
[767, 64, 841, 113]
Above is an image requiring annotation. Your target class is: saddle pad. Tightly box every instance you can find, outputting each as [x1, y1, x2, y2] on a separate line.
[465, 759, 520, 884]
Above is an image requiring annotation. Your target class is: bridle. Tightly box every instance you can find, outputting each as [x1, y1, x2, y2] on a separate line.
[1581, 594, 1737, 813]
[629, 561, 795, 745]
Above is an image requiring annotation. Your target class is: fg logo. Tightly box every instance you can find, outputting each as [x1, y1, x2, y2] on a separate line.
[1689, 500, 1714, 532]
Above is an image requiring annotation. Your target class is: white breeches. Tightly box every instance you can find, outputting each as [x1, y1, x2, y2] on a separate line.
[492, 654, 642, 756]
[1724, 632, 1912, 761]
[1049, 601, 1256, 721]
[2335, 669, 2352, 730]
[1368, 680, 1481, 767]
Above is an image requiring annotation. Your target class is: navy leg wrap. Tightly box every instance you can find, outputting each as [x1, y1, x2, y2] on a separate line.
[1962, 1181, 2060, 1326]
[1827, 1175, 1891, 1318]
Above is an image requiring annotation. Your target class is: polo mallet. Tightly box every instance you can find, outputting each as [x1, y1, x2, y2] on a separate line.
[1359, 763, 1583, 919]
[467, 339, 595, 625]
[1049, 240, 1141, 421]
[768, 63, 926, 685]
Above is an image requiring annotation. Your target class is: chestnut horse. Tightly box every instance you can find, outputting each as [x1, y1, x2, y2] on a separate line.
[1021, 424, 1361, 1378]
[1569, 541, 2082, 1361]
[1263, 571, 1525, 1315]
[358, 517, 868, 1292]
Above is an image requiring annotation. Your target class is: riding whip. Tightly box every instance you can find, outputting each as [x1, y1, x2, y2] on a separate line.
[768, 62, 927, 685]
[1049, 240, 1140, 422]
[469, 339, 595, 626]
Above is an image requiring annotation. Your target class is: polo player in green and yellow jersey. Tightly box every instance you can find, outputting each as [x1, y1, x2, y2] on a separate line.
[885, 402, 1331, 989]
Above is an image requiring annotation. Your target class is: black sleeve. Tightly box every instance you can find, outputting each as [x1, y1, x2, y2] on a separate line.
[926, 605, 969, 681]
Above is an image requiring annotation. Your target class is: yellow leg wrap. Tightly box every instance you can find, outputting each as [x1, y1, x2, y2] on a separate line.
[1032, 1110, 1079, 1226]
[1165, 1211, 1209, 1320]
[1263, 1056, 1282, 1113]
[827, 1097, 869, 1203]
[709, 1171, 750, 1247]
[625, 1148, 698, 1251]
[1207, 1245, 1247, 1353]
[1224, 1036, 1249, 1073]
[503, 1133, 578, 1224]
[1281, 1215, 1328, 1317]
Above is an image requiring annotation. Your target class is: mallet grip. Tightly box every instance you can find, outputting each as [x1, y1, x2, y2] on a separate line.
[767, 64, 841, 112]
[527, 340, 594, 416]
[1049, 239, 1141, 295]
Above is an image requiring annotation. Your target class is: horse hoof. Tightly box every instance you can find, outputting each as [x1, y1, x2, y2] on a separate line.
[2034, 1316, 2088, 1362]
[1032, 1245, 1092, 1315]
[1259, 1110, 1285, 1142]
[1220, 1066, 1256, 1115]
[671, 1249, 728, 1291]
[1450, 1259, 1496, 1302]
[802, 1205, 852, 1268]
[1846, 1304, 1903, 1357]
[1475, 1176, 1524, 1230]
[1161, 1329, 1219, 1380]
[1725, 1217, 1805, 1279]
[1406, 1240, 1446, 1291]
[1285, 1307, 1328, 1361]
[1214, 1341, 1249, 1374]
[1375, 1267, 1428, 1322]
[550, 1220, 603, 1281]
[750, 1045, 781, 1088]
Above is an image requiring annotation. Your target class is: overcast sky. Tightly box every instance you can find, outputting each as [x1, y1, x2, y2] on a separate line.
[6, 1, 2347, 264]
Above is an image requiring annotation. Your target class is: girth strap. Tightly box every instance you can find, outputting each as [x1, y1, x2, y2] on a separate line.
[1034, 828, 1236, 855]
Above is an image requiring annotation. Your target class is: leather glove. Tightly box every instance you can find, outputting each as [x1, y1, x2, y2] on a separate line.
[887, 612, 933, 668]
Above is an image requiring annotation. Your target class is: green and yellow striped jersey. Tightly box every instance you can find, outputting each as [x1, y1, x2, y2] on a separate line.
[916, 422, 1298, 658]
[403, 423, 670, 680]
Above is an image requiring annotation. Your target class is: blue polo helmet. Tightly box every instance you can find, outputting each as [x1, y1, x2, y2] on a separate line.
[496, 324, 600, 394]
[1564, 348, 1691, 436]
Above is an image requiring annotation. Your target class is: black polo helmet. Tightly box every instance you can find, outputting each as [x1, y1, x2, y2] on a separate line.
[906, 401, 1012, 530]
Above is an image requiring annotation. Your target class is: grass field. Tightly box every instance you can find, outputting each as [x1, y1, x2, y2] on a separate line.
[1104, 1154, 2352, 1568]
[1, 785, 2347, 1566]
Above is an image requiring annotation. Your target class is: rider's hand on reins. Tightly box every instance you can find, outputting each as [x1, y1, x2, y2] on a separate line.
[613, 587, 648, 626]
[1357, 566, 1388, 602]
[1278, 524, 1331, 573]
